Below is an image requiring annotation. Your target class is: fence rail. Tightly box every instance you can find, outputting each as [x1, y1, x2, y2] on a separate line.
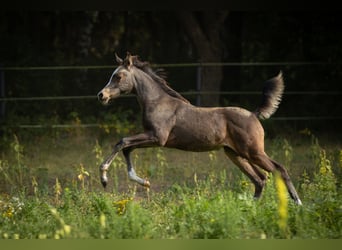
[1, 61, 341, 129]
[1, 91, 341, 129]
[0, 61, 334, 71]
[0, 91, 341, 102]
[2, 115, 341, 130]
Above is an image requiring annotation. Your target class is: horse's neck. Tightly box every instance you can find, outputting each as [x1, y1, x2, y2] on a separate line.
[134, 75, 168, 105]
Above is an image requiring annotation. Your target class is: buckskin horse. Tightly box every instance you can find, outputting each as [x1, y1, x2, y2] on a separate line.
[97, 52, 302, 205]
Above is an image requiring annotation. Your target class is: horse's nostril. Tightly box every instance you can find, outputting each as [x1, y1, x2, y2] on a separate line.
[98, 92, 104, 100]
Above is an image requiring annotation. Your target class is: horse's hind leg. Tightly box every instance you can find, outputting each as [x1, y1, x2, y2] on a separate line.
[250, 153, 302, 205]
[123, 147, 150, 187]
[224, 147, 266, 199]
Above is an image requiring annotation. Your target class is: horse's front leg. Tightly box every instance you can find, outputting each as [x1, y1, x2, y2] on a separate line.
[99, 140, 124, 187]
[99, 132, 158, 188]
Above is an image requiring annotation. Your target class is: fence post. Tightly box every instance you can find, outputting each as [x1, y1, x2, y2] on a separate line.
[0, 67, 4, 122]
[196, 64, 202, 106]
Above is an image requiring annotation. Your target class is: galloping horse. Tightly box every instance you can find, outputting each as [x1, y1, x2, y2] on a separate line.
[97, 52, 302, 205]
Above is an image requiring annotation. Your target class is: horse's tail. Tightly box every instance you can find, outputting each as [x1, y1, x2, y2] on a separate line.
[254, 71, 285, 120]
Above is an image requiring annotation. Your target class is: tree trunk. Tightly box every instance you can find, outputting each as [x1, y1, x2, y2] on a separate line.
[177, 11, 228, 107]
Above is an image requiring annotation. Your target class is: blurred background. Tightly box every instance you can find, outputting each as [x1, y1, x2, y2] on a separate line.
[0, 11, 341, 137]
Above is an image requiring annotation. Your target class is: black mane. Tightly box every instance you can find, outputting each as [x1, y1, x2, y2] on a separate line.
[130, 55, 190, 104]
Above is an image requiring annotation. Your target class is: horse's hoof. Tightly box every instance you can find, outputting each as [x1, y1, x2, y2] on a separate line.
[296, 199, 303, 206]
[143, 180, 150, 188]
[101, 177, 108, 188]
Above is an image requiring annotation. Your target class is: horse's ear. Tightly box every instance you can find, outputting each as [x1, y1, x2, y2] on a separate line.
[123, 51, 133, 67]
[115, 53, 123, 65]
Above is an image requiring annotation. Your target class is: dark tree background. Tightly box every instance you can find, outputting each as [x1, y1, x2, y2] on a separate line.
[0, 11, 341, 134]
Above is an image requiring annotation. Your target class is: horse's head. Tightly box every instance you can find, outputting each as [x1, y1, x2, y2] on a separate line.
[97, 52, 136, 105]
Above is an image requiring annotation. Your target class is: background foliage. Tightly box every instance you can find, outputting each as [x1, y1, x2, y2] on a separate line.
[0, 11, 341, 134]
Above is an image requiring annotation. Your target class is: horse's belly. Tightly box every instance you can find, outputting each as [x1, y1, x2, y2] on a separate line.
[167, 144, 222, 152]
[164, 125, 225, 152]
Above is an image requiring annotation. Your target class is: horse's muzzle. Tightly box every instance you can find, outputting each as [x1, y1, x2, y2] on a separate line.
[97, 92, 104, 102]
[97, 88, 120, 105]
[97, 91, 110, 106]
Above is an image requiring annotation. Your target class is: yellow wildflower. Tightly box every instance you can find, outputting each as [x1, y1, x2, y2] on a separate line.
[3, 207, 14, 218]
[77, 164, 90, 181]
[113, 198, 133, 215]
[275, 173, 288, 232]
[38, 234, 47, 239]
[63, 225, 71, 236]
[100, 213, 106, 228]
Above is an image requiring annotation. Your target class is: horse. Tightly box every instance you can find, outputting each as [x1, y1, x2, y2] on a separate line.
[97, 52, 302, 205]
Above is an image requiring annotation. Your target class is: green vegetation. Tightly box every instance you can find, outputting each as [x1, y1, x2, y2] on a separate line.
[0, 123, 341, 239]
[1, 11, 341, 240]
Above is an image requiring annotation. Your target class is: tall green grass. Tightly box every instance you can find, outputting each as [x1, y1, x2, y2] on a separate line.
[0, 129, 341, 239]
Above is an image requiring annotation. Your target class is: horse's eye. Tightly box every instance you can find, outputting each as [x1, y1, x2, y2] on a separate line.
[114, 75, 121, 81]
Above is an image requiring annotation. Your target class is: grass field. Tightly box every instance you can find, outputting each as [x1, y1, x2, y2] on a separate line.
[0, 125, 341, 239]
